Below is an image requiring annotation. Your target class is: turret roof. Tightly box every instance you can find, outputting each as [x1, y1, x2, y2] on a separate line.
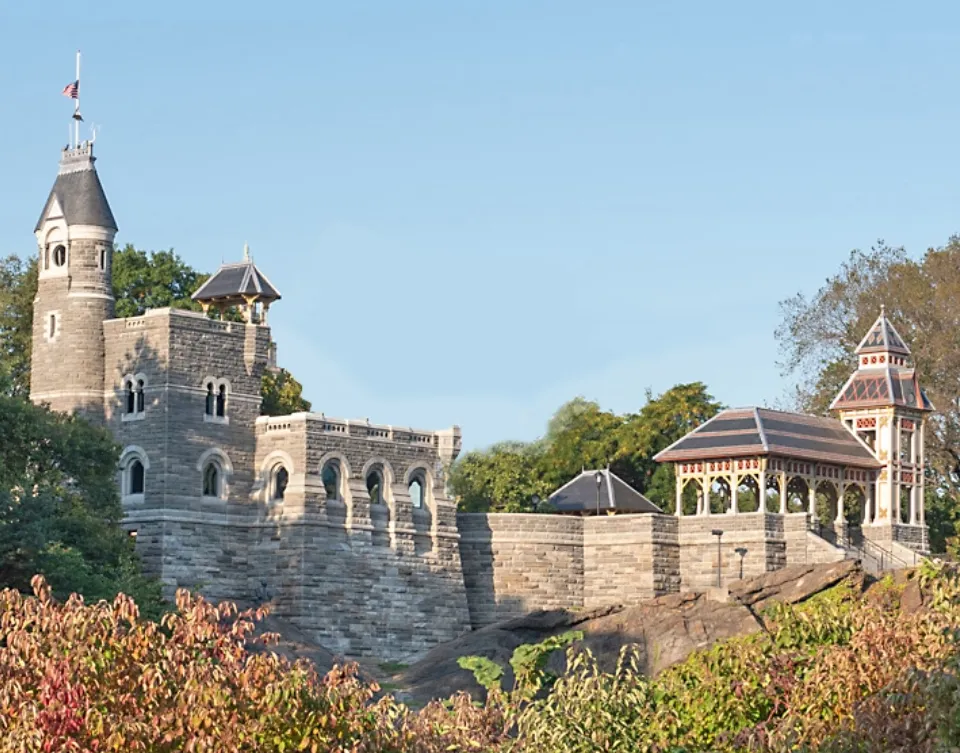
[35, 144, 117, 232]
[855, 308, 910, 356]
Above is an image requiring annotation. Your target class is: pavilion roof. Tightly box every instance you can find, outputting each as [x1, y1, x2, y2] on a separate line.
[192, 259, 281, 305]
[654, 407, 880, 468]
[856, 310, 910, 356]
[547, 468, 662, 515]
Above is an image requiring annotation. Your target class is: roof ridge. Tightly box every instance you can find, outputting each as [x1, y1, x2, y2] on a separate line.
[753, 407, 770, 452]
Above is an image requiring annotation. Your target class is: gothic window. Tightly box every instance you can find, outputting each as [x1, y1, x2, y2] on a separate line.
[409, 471, 425, 509]
[366, 468, 384, 504]
[216, 384, 227, 417]
[135, 379, 145, 413]
[202, 461, 222, 498]
[205, 382, 215, 416]
[125, 380, 135, 415]
[322, 460, 341, 502]
[53, 245, 66, 267]
[272, 465, 289, 501]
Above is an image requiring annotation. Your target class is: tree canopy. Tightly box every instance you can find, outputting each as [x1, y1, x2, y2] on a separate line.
[776, 237, 960, 551]
[450, 383, 722, 513]
[0, 391, 161, 613]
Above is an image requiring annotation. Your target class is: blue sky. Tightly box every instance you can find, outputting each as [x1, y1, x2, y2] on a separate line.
[2, 1, 959, 451]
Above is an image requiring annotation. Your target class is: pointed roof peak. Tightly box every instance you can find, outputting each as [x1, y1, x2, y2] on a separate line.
[36, 141, 117, 232]
[855, 307, 910, 357]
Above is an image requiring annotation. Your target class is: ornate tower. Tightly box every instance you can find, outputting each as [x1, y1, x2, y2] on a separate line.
[30, 142, 118, 419]
[831, 308, 933, 551]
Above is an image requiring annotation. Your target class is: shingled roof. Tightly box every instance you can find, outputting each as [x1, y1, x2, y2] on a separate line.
[192, 257, 281, 304]
[654, 407, 880, 468]
[830, 368, 933, 412]
[547, 468, 662, 515]
[35, 146, 117, 232]
[856, 309, 910, 356]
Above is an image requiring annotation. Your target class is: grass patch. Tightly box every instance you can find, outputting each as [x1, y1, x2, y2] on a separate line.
[378, 661, 409, 674]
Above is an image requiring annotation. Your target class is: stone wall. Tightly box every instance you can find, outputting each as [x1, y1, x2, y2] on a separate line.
[583, 514, 680, 608]
[677, 513, 786, 591]
[458, 514, 584, 629]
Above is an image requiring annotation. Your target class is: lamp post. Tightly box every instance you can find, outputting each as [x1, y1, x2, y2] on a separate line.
[734, 547, 747, 580]
[711, 529, 724, 588]
[595, 471, 603, 517]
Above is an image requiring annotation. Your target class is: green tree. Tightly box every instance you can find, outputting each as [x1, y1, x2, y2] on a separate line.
[776, 237, 960, 551]
[0, 392, 162, 613]
[261, 367, 312, 416]
[0, 255, 37, 398]
[112, 245, 208, 318]
[450, 384, 721, 513]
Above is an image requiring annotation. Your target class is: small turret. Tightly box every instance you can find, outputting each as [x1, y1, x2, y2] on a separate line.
[30, 141, 117, 419]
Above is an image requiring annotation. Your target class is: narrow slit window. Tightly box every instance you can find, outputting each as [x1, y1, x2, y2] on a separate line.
[205, 383, 215, 415]
[135, 380, 145, 413]
[129, 459, 145, 495]
[125, 381, 135, 415]
[273, 466, 289, 501]
[216, 384, 227, 417]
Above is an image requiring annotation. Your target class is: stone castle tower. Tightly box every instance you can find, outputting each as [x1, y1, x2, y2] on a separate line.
[31, 143, 118, 419]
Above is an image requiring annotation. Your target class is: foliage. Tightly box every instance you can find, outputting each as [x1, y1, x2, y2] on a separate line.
[261, 367, 312, 416]
[112, 245, 209, 318]
[0, 393, 162, 615]
[776, 238, 960, 551]
[11, 566, 960, 750]
[0, 577, 513, 752]
[0, 254, 36, 398]
[450, 383, 722, 512]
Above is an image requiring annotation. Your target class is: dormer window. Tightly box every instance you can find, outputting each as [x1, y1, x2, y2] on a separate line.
[53, 245, 66, 267]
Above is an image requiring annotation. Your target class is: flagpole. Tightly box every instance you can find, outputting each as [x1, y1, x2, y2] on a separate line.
[74, 50, 80, 148]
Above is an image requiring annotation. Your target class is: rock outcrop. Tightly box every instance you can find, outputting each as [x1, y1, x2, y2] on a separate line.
[397, 560, 867, 704]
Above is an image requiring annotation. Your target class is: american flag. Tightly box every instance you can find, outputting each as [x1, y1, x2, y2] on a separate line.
[61, 80, 78, 99]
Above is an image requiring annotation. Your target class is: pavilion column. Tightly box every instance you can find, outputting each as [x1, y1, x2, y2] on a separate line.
[675, 474, 683, 517]
[835, 483, 845, 525]
[808, 482, 816, 518]
[700, 474, 709, 516]
[863, 483, 873, 525]
[779, 471, 787, 514]
[909, 485, 918, 525]
[730, 475, 739, 515]
[919, 420, 926, 531]
[757, 470, 767, 513]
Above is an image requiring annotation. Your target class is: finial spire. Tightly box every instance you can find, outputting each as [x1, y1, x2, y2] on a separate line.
[880, 303, 886, 316]
[243, 243, 251, 262]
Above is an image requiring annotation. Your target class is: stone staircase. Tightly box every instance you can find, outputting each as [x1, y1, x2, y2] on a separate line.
[809, 522, 921, 575]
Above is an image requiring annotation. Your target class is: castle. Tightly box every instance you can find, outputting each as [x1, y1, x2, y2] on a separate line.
[29, 141, 931, 661]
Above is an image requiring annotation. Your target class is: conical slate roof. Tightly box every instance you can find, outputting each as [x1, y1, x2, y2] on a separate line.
[855, 308, 910, 356]
[35, 145, 117, 232]
[547, 468, 662, 514]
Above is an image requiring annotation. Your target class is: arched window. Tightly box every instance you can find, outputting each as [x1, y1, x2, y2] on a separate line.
[216, 384, 227, 417]
[409, 471, 425, 509]
[135, 379, 145, 413]
[125, 380, 135, 415]
[272, 466, 289, 501]
[44, 245, 50, 270]
[53, 245, 66, 267]
[205, 382, 215, 416]
[366, 468, 383, 505]
[129, 460, 145, 495]
[322, 460, 341, 502]
[202, 461, 221, 498]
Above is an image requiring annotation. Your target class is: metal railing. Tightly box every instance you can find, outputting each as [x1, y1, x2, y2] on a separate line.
[808, 520, 918, 572]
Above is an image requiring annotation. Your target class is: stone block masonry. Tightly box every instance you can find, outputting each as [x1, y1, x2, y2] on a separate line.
[459, 511, 838, 630]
